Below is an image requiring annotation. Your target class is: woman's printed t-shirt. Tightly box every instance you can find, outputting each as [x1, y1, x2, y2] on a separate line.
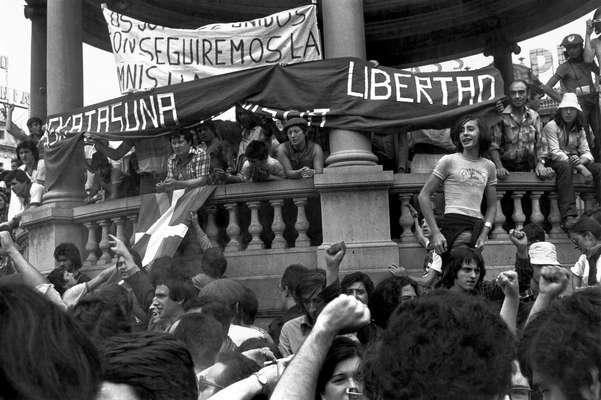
[432, 153, 497, 219]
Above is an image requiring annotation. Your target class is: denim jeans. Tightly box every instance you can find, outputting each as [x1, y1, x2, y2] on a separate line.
[548, 160, 601, 220]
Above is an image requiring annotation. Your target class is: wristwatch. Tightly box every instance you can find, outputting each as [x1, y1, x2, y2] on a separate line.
[484, 221, 493, 229]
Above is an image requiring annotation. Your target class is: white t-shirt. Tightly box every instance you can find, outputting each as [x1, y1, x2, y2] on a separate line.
[432, 153, 497, 218]
[571, 254, 601, 288]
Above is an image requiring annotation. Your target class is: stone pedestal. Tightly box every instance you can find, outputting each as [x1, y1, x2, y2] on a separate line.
[21, 204, 86, 273]
[315, 166, 398, 270]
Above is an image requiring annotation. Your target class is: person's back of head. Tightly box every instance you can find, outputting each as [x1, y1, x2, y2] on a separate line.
[280, 264, 309, 296]
[100, 331, 198, 400]
[294, 269, 326, 302]
[0, 284, 100, 400]
[368, 275, 419, 328]
[70, 284, 134, 343]
[238, 286, 259, 325]
[519, 287, 601, 400]
[46, 267, 69, 295]
[201, 248, 227, 279]
[199, 278, 246, 316]
[172, 312, 226, 372]
[363, 290, 514, 400]
[570, 217, 601, 240]
[523, 222, 545, 245]
[244, 140, 269, 161]
[184, 295, 234, 334]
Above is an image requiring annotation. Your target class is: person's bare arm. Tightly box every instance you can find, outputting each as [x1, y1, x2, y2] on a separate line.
[418, 174, 445, 254]
[188, 211, 214, 251]
[324, 241, 346, 287]
[584, 20, 597, 63]
[270, 295, 370, 400]
[0, 231, 47, 288]
[4, 104, 29, 142]
[489, 149, 510, 179]
[208, 358, 291, 400]
[313, 144, 324, 173]
[538, 75, 562, 102]
[92, 140, 132, 161]
[525, 266, 569, 326]
[497, 270, 520, 336]
[475, 184, 497, 249]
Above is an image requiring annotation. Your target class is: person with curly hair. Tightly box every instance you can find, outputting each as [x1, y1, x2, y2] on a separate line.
[362, 291, 515, 400]
[519, 287, 601, 400]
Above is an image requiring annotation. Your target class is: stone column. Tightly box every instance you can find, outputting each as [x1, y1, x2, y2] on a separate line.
[22, 0, 86, 272]
[44, 0, 85, 204]
[317, 0, 397, 273]
[24, 4, 47, 119]
[321, 0, 377, 167]
[484, 33, 520, 93]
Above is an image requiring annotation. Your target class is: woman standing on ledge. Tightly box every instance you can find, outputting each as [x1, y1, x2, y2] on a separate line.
[418, 115, 497, 256]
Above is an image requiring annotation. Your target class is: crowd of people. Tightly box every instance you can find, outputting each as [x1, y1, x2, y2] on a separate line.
[1, 12, 601, 400]
[0, 208, 600, 399]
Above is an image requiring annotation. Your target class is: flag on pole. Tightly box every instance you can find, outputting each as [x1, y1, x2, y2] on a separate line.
[133, 186, 216, 267]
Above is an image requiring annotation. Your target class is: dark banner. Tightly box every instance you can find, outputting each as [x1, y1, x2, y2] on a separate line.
[45, 57, 504, 145]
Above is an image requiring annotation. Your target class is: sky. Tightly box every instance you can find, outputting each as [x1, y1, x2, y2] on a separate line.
[0, 0, 597, 126]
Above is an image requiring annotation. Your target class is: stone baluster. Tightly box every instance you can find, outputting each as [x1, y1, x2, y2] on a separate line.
[491, 191, 507, 239]
[530, 191, 545, 226]
[270, 199, 286, 249]
[548, 193, 563, 238]
[294, 197, 311, 248]
[127, 214, 138, 244]
[83, 221, 98, 267]
[246, 201, 264, 250]
[511, 191, 526, 231]
[205, 206, 219, 246]
[581, 192, 596, 212]
[112, 216, 126, 242]
[225, 203, 241, 252]
[398, 194, 417, 243]
[110, 216, 126, 261]
[98, 219, 112, 264]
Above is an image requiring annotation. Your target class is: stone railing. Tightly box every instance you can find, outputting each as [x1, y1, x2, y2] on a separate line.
[71, 180, 322, 268]
[390, 172, 594, 270]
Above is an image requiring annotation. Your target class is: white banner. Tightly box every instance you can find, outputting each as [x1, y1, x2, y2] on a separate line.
[102, 4, 322, 93]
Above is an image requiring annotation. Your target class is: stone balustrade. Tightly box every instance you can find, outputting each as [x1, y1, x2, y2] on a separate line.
[72, 180, 322, 269]
[390, 172, 593, 269]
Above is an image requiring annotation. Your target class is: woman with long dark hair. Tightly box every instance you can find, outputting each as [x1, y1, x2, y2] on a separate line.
[316, 337, 364, 400]
[418, 115, 497, 257]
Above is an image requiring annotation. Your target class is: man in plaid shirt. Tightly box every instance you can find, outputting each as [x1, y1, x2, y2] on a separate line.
[156, 130, 210, 192]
